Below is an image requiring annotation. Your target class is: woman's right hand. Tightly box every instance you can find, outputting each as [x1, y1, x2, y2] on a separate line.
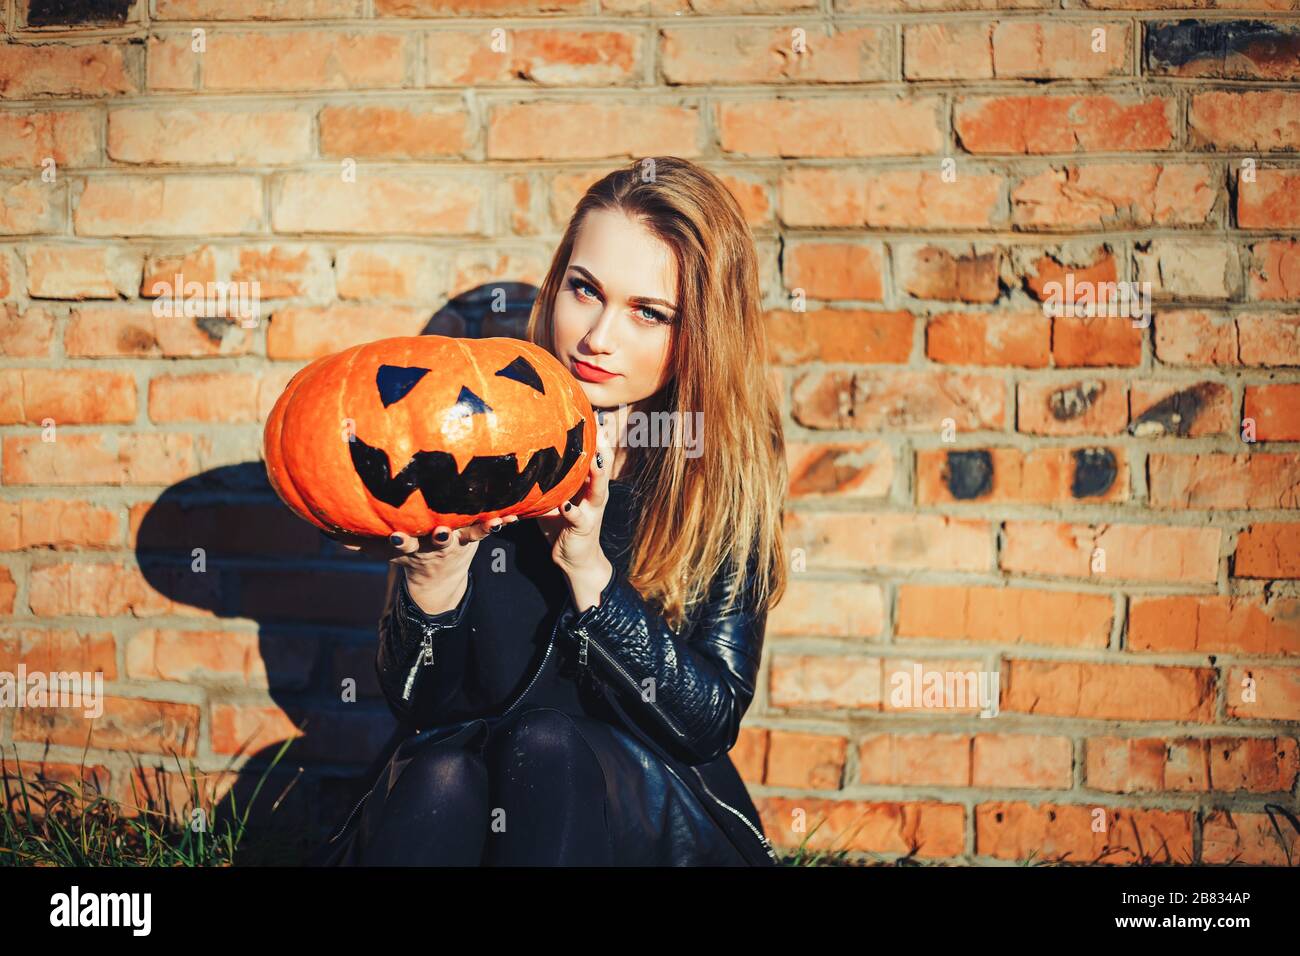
[321, 515, 520, 586]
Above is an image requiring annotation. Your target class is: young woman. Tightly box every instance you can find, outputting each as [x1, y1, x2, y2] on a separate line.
[315, 156, 788, 866]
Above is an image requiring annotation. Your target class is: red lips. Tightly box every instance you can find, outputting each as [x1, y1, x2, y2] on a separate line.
[571, 359, 619, 383]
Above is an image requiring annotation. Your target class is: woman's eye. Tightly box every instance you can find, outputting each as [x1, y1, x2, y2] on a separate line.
[636, 306, 669, 324]
[569, 277, 597, 301]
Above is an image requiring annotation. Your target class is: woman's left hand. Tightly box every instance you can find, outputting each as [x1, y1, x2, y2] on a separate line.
[536, 418, 615, 580]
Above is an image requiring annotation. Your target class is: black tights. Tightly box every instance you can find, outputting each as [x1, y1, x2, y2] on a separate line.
[356, 708, 615, 866]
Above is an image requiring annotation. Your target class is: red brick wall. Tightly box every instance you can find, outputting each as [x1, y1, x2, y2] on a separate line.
[0, 0, 1297, 863]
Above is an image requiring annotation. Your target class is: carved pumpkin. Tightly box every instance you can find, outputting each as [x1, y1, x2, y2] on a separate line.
[263, 335, 596, 536]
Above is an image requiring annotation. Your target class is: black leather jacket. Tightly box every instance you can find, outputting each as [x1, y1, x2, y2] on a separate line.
[370, 481, 779, 865]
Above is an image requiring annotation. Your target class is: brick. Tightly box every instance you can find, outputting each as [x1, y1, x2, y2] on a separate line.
[230, 244, 332, 300]
[25, 245, 142, 300]
[971, 734, 1072, 789]
[1226, 665, 1300, 721]
[767, 578, 884, 637]
[129, 500, 321, 556]
[127, 628, 316, 690]
[768, 653, 882, 709]
[1238, 168, 1300, 229]
[782, 242, 884, 301]
[792, 369, 1006, 431]
[148, 373, 260, 423]
[428, 29, 641, 86]
[0, 627, 117, 677]
[719, 97, 942, 157]
[1147, 20, 1300, 80]
[0, 110, 98, 168]
[0, 42, 136, 99]
[13, 697, 199, 756]
[0, 369, 135, 424]
[785, 511, 993, 572]
[75, 176, 263, 237]
[319, 104, 471, 159]
[65, 307, 253, 357]
[1130, 381, 1233, 438]
[1011, 163, 1217, 229]
[758, 795, 964, 857]
[377, 0, 585, 14]
[272, 171, 482, 235]
[1247, 240, 1300, 301]
[156, 0, 364, 15]
[0, 499, 120, 550]
[780, 167, 1006, 229]
[0, 306, 56, 357]
[955, 95, 1175, 153]
[926, 311, 1051, 366]
[904, 22, 993, 79]
[0, 179, 66, 235]
[916, 446, 1127, 504]
[488, 102, 699, 160]
[1004, 659, 1216, 720]
[1052, 315, 1143, 366]
[265, 305, 429, 360]
[2, 433, 204, 487]
[897, 584, 1113, 647]
[335, 245, 445, 303]
[236, 569, 386, 627]
[1204, 810, 1300, 865]
[1235, 523, 1300, 578]
[1000, 521, 1221, 583]
[1244, 384, 1300, 440]
[1017, 379, 1128, 436]
[882, 656, 991, 716]
[200, 31, 408, 91]
[108, 108, 313, 165]
[859, 733, 971, 787]
[894, 243, 1000, 303]
[765, 731, 847, 789]
[1130, 595, 1300, 656]
[1136, 238, 1240, 299]
[992, 22, 1129, 77]
[1022, 247, 1119, 303]
[1148, 453, 1300, 509]
[767, 309, 912, 363]
[976, 802, 1193, 863]
[145, 34, 195, 91]
[1189, 91, 1300, 151]
[661, 25, 889, 84]
[1153, 310, 1238, 365]
[785, 439, 894, 499]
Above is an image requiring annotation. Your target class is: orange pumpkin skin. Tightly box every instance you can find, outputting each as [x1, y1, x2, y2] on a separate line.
[263, 335, 596, 537]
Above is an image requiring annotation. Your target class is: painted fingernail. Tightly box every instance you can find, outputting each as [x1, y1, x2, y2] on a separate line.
[435, 530, 450, 542]
[490, 522, 503, 533]
[595, 453, 604, 469]
[389, 533, 402, 544]
[597, 410, 605, 424]
[563, 502, 573, 512]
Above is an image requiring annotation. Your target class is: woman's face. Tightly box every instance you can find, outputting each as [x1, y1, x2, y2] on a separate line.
[552, 207, 677, 410]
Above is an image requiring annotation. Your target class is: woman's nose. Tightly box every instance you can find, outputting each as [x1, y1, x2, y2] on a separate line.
[583, 305, 617, 353]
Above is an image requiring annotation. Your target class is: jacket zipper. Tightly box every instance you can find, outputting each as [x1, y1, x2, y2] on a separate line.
[400, 623, 436, 703]
[690, 765, 779, 862]
[574, 623, 778, 863]
[574, 625, 691, 743]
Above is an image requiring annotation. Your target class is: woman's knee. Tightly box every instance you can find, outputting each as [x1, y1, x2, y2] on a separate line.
[489, 708, 600, 777]
[396, 741, 489, 804]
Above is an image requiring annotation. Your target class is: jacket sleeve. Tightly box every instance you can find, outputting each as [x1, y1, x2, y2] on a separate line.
[374, 564, 475, 726]
[557, 555, 767, 766]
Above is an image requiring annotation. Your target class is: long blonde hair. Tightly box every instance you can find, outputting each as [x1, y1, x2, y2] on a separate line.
[527, 156, 788, 631]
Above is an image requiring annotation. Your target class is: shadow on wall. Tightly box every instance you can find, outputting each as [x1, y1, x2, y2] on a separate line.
[122, 281, 541, 858]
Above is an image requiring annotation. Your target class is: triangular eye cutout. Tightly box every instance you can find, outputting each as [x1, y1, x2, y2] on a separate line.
[495, 356, 545, 394]
[449, 385, 493, 419]
[376, 364, 430, 407]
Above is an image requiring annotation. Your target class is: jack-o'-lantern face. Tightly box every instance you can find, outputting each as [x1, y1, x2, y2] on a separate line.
[263, 335, 596, 537]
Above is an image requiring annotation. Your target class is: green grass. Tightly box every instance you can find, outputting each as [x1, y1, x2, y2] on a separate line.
[0, 734, 303, 867]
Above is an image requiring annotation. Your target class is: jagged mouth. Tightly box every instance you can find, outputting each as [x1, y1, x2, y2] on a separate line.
[347, 418, 586, 514]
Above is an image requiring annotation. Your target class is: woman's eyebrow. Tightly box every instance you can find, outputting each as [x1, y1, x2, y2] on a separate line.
[568, 264, 677, 311]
